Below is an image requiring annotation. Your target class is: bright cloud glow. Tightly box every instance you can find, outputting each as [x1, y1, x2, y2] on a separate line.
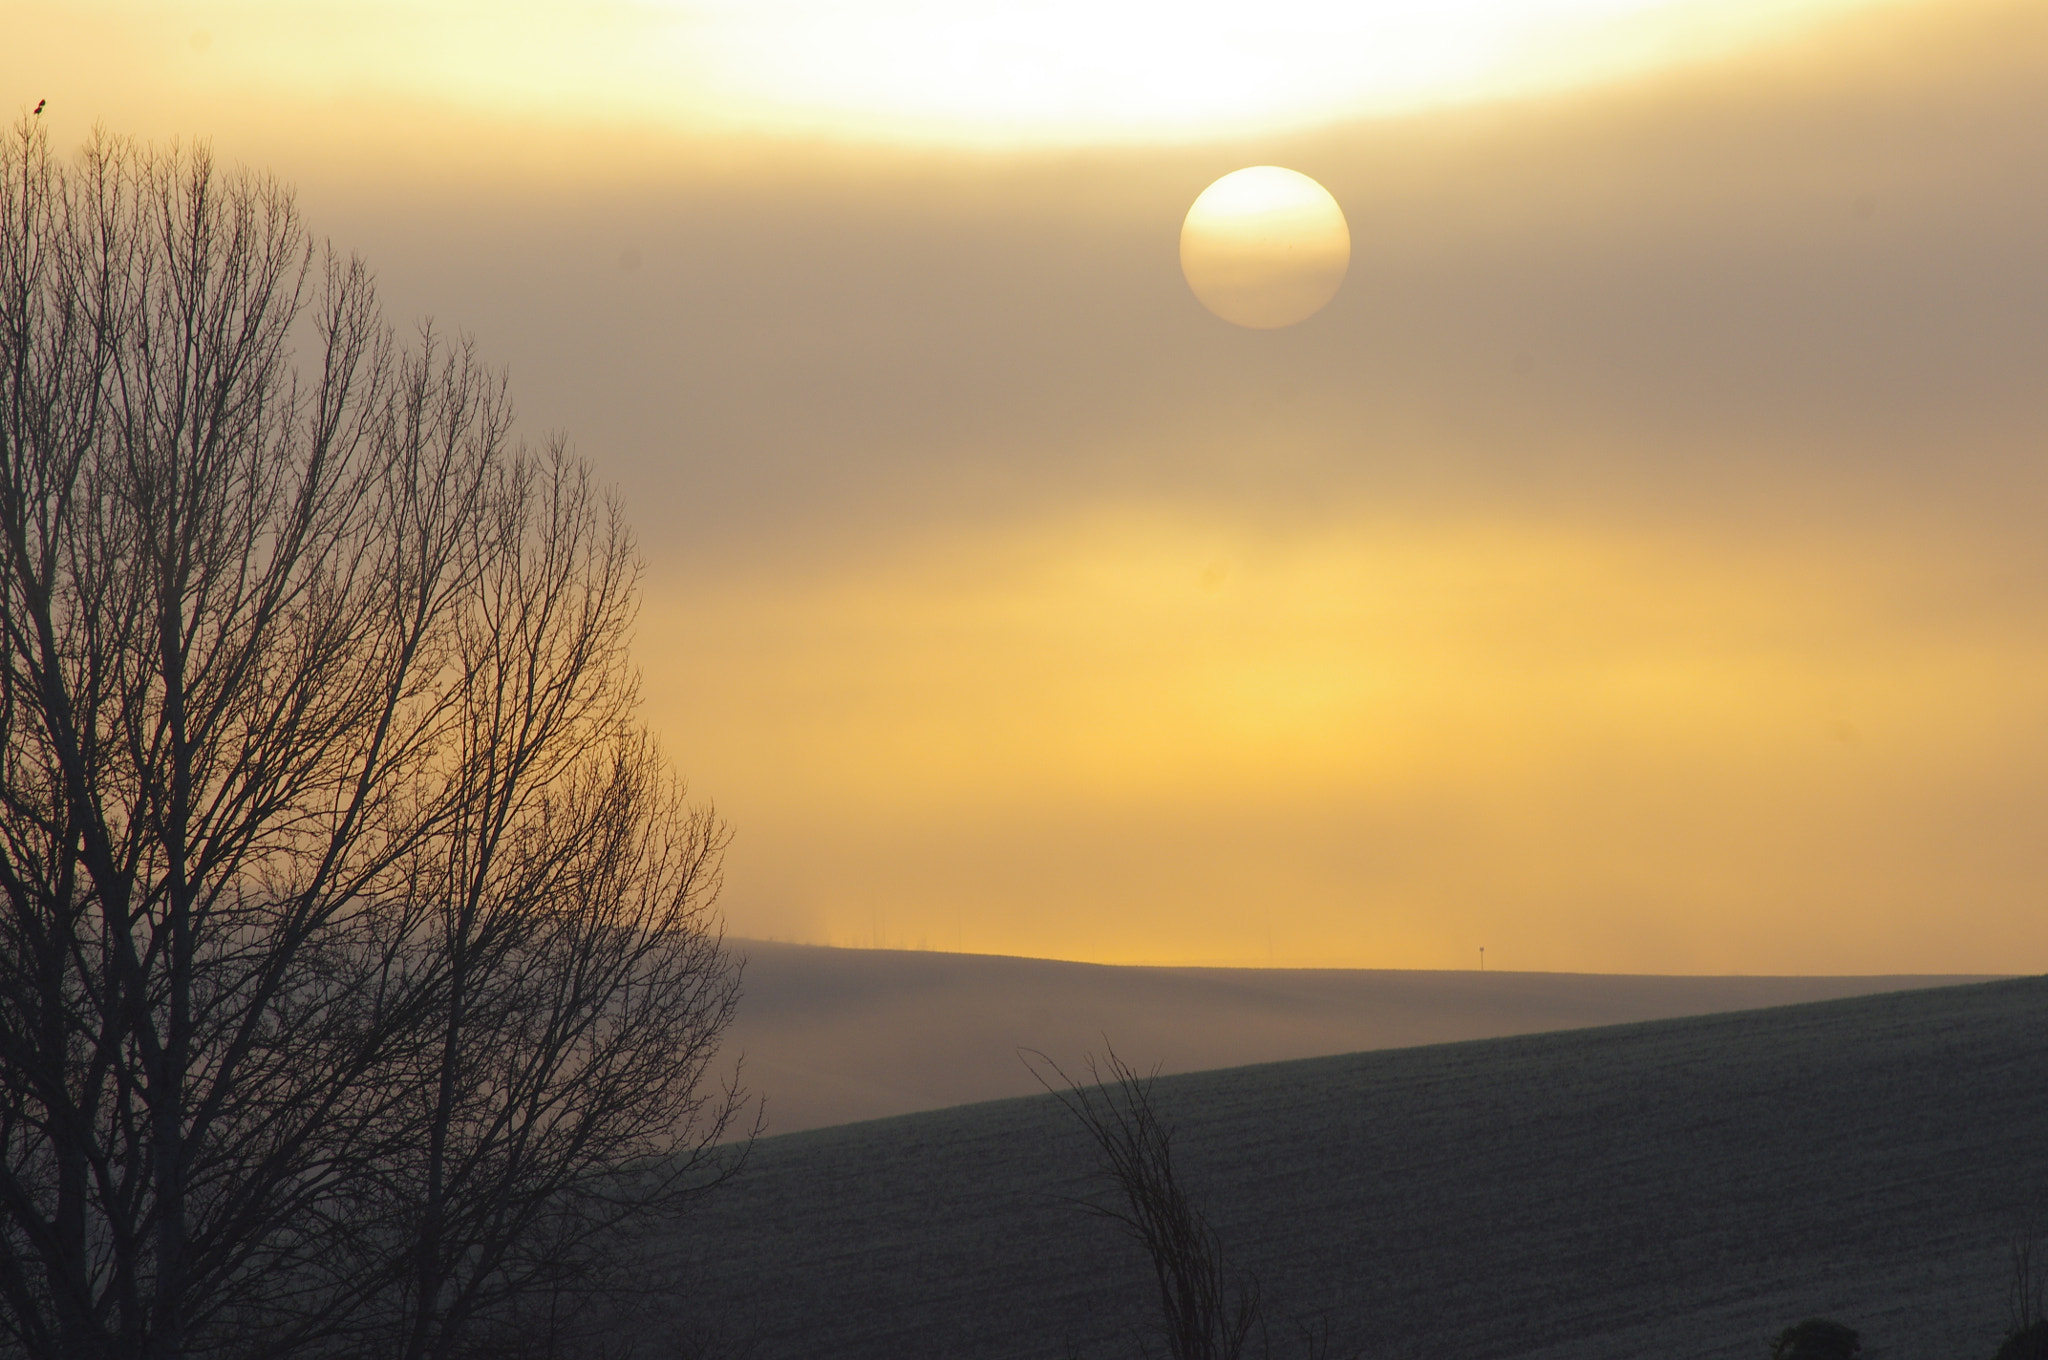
[648, 0, 1902, 140]
[19, 0, 1907, 150]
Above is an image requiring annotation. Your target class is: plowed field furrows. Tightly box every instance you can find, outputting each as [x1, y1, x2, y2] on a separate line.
[680, 976, 2048, 1360]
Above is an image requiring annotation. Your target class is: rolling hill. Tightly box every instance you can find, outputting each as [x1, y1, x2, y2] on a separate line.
[680, 974, 2048, 1359]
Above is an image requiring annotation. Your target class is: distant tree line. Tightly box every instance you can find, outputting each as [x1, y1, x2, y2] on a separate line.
[0, 117, 747, 1359]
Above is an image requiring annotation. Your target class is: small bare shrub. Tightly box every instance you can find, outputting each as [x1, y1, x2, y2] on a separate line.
[1028, 1046, 1261, 1360]
[1992, 1207, 2048, 1360]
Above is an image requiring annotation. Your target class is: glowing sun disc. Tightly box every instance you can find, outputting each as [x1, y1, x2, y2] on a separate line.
[1181, 167, 1350, 329]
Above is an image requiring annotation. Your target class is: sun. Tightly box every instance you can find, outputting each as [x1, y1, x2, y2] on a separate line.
[1180, 167, 1351, 329]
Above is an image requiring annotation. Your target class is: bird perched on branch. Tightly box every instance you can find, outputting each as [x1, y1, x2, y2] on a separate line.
[33, 100, 45, 116]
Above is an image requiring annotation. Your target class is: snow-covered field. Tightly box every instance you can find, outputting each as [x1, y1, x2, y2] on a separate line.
[683, 974, 2048, 1359]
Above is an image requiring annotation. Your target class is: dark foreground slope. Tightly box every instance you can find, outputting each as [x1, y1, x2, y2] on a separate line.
[680, 976, 2048, 1360]
[724, 940, 1990, 1132]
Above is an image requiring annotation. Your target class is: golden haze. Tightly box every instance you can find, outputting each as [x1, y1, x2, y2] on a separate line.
[636, 502, 2048, 974]
[15, 0, 2048, 973]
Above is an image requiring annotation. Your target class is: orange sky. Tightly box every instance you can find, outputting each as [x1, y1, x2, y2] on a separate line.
[14, 0, 2048, 972]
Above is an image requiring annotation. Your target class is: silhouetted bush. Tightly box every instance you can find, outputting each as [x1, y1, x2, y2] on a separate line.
[1996, 1320, 2048, 1360]
[1770, 1318, 1861, 1360]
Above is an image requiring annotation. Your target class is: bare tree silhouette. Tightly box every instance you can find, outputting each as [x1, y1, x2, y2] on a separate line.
[0, 118, 746, 1360]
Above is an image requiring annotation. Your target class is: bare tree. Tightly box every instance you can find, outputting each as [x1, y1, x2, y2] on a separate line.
[0, 117, 745, 1360]
[1028, 1047, 1262, 1360]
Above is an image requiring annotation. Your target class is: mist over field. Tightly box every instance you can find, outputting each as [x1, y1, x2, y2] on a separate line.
[722, 940, 1994, 1132]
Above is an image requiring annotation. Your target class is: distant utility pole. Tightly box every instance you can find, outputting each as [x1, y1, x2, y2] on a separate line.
[1480, 946, 1485, 972]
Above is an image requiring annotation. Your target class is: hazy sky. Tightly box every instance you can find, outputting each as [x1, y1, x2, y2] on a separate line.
[15, 0, 2048, 972]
